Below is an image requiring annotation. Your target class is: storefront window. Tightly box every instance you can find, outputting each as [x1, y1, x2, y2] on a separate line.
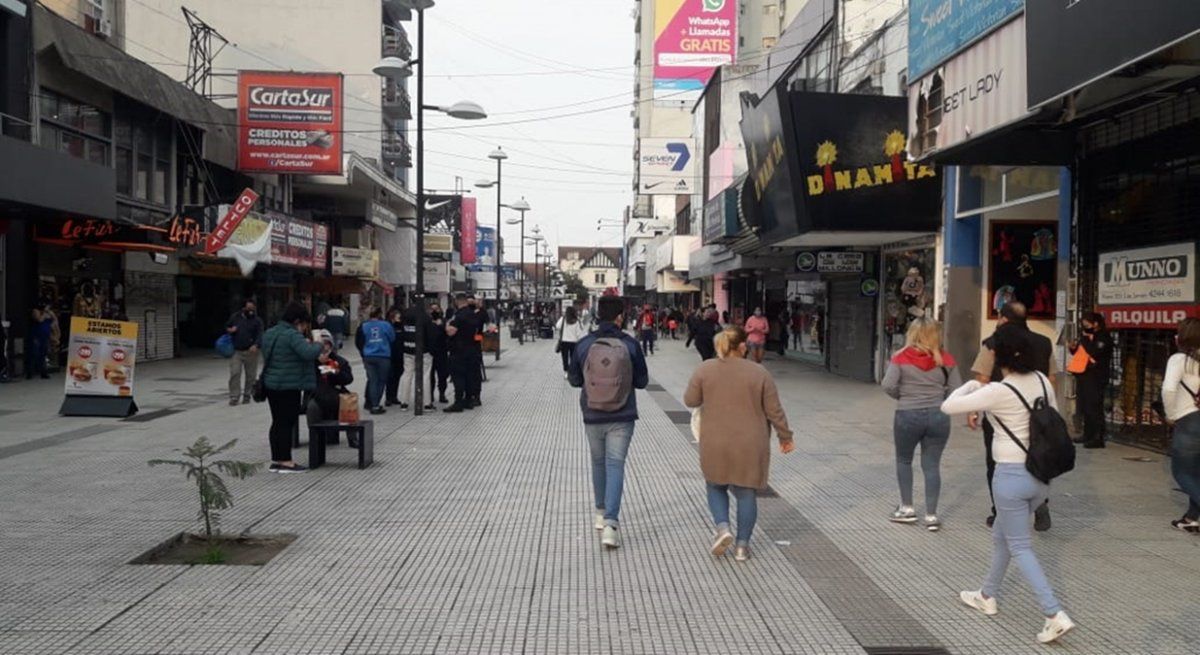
[785, 279, 826, 360]
[957, 166, 1061, 216]
[881, 247, 936, 361]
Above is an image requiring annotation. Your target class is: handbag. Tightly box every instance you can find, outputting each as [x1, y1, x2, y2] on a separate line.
[214, 333, 235, 358]
[251, 339, 274, 403]
[1066, 346, 1092, 374]
[554, 320, 565, 354]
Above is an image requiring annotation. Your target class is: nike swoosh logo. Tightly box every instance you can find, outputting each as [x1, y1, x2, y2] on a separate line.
[425, 199, 452, 210]
[643, 181, 666, 189]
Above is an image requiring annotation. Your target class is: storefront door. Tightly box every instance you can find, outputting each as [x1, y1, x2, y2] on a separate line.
[828, 277, 876, 382]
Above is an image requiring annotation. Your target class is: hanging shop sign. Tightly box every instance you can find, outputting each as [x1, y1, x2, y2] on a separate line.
[794, 251, 866, 273]
[64, 317, 138, 397]
[702, 186, 739, 245]
[461, 197, 478, 264]
[424, 194, 463, 254]
[907, 0, 1023, 81]
[236, 71, 344, 174]
[908, 16, 1029, 158]
[331, 247, 379, 277]
[652, 0, 737, 103]
[425, 234, 452, 254]
[1098, 243, 1197, 307]
[205, 188, 259, 254]
[368, 201, 398, 232]
[740, 84, 799, 241]
[269, 213, 329, 269]
[639, 138, 696, 195]
[166, 215, 204, 247]
[1026, 0, 1200, 109]
[423, 261, 451, 294]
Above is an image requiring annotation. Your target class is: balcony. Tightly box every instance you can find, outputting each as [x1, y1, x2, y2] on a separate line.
[381, 134, 412, 168]
[382, 24, 412, 61]
[381, 80, 412, 120]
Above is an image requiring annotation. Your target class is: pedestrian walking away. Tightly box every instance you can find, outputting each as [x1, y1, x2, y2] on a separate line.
[1162, 318, 1200, 534]
[443, 293, 482, 413]
[638, 305, 656, 356]
[744, 307, 770, 363]
[323, 301, 348, 350]
[881, 317, 960, 531]
[568, 295, 649, 550]
[356, 307, 395, 415]
[260, 301, 327, 473]
[225, 300, 264, 405]
[969, 301, 1057, 531]
[684, 326, 794, 562]
[1067, 312, 1112, 449]
[942, 325, 1076, 644]
[556, 306, 587, 379]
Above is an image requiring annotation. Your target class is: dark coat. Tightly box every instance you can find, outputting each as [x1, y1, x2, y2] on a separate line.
[261, 323, 323, 391]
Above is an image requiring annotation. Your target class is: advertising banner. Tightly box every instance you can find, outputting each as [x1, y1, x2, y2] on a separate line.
[474, 226, 496, 267]
[1099, 304, 1200, 330]
[269, 213, 328, 269]
[1098, 243, 1197, 307]
[740, 84, 799, 241]
[237, 71, 344, 174]
[639, 137, 696, 195]
[64, 317, 138, 397]
[908, 0, 1022, 81]
[331, 247, 378, 277]
[653, 0, 736, 102]
[424, 194, 463, 253]
[205, 188, 259, 254]
[1027, 0, 1200, 108]
[423, 261, 451, 293]
[908, 16, 1029, 158]
[461, 196, 478, 264]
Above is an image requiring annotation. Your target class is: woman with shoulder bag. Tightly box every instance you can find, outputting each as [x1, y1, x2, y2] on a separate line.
[555, 306, 587, 379]
[684, 326, 794, 562]
[940, 324, 1075, 644]
[881, 317, 961, 531]
[1163, 318, 1200, 533]
[261, 301, 326, 473]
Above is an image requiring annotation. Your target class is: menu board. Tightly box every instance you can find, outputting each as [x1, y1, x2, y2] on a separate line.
[64, 317, 138, 397]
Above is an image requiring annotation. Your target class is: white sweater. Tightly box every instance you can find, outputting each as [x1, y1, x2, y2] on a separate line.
[555, 318, 588, 344]
[941, 372, 1058, 464]
[1162, 353, 1200, 422]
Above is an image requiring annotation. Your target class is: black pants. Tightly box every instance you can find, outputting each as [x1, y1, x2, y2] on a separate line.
[385, 354, 404, 403]
[266, 388, 301, 462]
[1076, 373, 1107, 444]
[559, 341, 577, 372]
[450, 352, 471, 404]
[468, 349, 483, 400]
[429, 352, 449, 398]
[640, 330, 655, 355]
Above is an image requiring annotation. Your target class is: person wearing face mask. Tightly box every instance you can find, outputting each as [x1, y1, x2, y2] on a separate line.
[744, 307, 770, 363]
[225, 299, 264, 406]
[1067, 312, 1112, 449]
[427, 303, 451, 404]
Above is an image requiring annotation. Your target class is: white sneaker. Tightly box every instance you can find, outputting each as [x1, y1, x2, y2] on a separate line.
[710, 530, 734, 557]
[1037, 611, 1075, 644]
[593, 512, 605, 531]
[601, 525, 621, 549]
[924, 515, 941, 532]
[889, 506, 917, 523]
[959, 590, 998, 616]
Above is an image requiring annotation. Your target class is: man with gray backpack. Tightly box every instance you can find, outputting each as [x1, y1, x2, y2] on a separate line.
[569, 296, 649, 549]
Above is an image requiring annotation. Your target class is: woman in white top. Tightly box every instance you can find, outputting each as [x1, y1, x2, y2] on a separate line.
[556, 306, 588, 379]
[941, 324, 1075, 644]
[1163, 318, 1200, 533]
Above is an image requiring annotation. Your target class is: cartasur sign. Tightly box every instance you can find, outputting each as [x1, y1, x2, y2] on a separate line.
[237, 71, 344, 174]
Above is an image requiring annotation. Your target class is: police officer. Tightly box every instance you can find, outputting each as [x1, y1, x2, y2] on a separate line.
[469, 295, 487, 407]
[428, 302, 451, 404]
[443, 293, 480, 413]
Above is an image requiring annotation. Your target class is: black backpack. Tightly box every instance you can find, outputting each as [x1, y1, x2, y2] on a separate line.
[992, 374, 1076, 484]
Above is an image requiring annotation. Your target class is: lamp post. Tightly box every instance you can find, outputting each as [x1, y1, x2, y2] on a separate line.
[526, 227, 544, 310]
[373, 0, 486, 416]
[502, 197, 531, 305]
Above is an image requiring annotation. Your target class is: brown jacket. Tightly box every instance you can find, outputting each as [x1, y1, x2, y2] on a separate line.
[683, 357, 793, 489]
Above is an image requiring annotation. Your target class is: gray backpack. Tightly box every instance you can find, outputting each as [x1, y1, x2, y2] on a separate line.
[584, 337, 633, 411]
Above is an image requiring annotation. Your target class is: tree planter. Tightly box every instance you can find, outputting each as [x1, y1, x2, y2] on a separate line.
[130, 532, 296, 566]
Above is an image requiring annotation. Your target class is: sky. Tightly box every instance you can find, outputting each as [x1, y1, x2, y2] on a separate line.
[419, 0, 636, 265]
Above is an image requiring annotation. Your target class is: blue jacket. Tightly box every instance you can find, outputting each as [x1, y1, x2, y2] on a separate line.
[358, 319, 395, 359]
[569, 322, 649, 424]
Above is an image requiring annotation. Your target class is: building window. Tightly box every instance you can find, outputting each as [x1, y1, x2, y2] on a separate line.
[38, 89, 111, 166]
[594, 272, 606, 285]
[113, 106, 173, 206]
[956, 166, 1060, 217]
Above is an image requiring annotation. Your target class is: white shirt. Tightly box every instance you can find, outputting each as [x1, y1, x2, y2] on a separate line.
[1162, 353, 1200, 422]
[555, 317, 588, 344]
[941, 372, 1058, 464]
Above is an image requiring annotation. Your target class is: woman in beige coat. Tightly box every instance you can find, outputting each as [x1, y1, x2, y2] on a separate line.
[684, 326, 794, 561]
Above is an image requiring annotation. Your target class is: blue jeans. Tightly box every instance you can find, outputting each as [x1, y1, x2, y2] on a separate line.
[707, 483, 758, 546]
[984, 464, 1061, 615]
[1170, 412, 1200, 520]
[585, 422, 634, 527]
[363, 356, 391, 409]
[893, 407, 951, 514]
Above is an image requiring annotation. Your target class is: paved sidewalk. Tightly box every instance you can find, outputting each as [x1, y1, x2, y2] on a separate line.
[0, 337, 1195, 654]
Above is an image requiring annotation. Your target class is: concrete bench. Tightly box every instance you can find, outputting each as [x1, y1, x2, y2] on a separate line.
[307, 420, 374, 470]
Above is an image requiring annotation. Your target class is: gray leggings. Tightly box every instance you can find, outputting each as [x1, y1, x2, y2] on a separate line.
[893, 407, 951, 514]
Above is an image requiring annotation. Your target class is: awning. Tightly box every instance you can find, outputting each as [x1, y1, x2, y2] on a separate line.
[298, 276, 371, 295]
[34, 6, 238, 168]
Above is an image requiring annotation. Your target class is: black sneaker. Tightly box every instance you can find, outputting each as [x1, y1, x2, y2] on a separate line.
[423, 404, 436, 411]
[369, 406, 386, 415]
[385, 399, 398, 407]
[275, 463, 308, 474]
[986, 514, 995, 528]
[1083, 441, 1106, 449]
[399, 403, 410, 411]
[443, 404, 465, 413]
[439, 395, 449, 404]
[1034, 503, 1052, 532]
[1171, 517, 1200, 533]
[229, 398, 240, 406]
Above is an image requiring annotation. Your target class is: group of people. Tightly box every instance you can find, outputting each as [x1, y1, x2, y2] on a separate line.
[224, 293, 493, 473]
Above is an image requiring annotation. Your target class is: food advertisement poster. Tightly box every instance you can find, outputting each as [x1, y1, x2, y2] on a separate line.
[64, 317, 138, 397]
[988, 221, 1057, 318]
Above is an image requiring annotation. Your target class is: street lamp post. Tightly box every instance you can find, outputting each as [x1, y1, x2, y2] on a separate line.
[526, 226, 544, 311]
[373, 0, 486, 416]
[486, 148, 506, 361]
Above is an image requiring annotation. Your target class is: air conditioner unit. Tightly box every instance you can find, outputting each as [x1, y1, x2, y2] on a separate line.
[97, 19, 114, 38]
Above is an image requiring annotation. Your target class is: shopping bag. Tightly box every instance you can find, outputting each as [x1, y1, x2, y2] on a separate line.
[338, 393, 360, 424]
[690, 408, 701, 443]
[214, 333, 235, 358]
[1066, 347, 1091, 374]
